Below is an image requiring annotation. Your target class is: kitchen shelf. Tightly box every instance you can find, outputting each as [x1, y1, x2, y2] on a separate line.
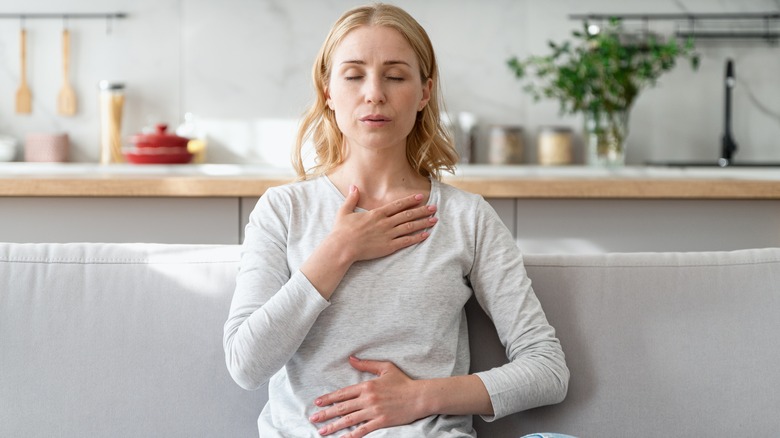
[0, 13, 127, 19]
[0, 12, 127, 33]
[569, 12, 780, 44]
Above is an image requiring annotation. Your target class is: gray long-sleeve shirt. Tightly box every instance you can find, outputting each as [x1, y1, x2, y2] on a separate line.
[224, 176, 568, 437]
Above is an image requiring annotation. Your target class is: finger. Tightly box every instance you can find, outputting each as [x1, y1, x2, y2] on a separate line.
[338, 185, 360, 216]
[316, 408, 370, 436]
[375, 193, 424, 217]
[389, 229, 431, 253]
[388, 204, 437, 228]
[339, 419, 383, 438]
[315, 384, 360, 408]
[390, 215, 438, 239]
[348, 355, 391, 376]
[309, 398, 359, 424]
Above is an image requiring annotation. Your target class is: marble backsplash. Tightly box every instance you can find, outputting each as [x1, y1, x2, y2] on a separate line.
[0, 0, 778, 167]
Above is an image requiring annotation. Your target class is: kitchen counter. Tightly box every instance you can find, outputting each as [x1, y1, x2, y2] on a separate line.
[1, 163, 779, 199]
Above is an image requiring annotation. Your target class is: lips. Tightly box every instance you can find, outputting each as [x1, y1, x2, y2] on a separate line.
[360, 114, 391, 122]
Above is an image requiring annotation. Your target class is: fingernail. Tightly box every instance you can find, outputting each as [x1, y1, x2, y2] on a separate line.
[427, 205, 437, 212]
[318, 427, 327, 435]
[309, 413, 319, 422]
[349, 184, 357, 193]
[429, 217, 438, 224]
[349, 355, 359, 361]
[315, 398, 323, 406]
[414, 194, 423, 201]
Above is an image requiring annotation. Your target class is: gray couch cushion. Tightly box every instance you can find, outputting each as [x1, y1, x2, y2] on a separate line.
[469, 248, 780, 437]
[0, 243, 264, 438]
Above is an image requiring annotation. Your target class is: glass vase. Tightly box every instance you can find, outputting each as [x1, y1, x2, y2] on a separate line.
[585, 110, 629, 167]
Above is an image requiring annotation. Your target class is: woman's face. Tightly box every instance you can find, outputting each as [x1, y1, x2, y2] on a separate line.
[326, 25, 432, 155]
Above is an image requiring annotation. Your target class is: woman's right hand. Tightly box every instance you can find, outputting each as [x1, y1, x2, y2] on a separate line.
[333, 185, 437, 263]
[299, 184, 437, 301]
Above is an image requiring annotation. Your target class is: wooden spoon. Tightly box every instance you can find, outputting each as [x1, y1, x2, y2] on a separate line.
[15, 28, 32, 114]
[58, 28, 77, 116]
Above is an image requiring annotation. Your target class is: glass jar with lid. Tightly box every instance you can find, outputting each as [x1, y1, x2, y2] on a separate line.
[488, 125, 524, 165]
[98, 81, 126, 164]
[537, 126, 572, 165]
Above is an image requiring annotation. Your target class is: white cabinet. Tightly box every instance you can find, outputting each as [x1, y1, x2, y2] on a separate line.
[0, 197, 239, 244]
[514, 199, 780, 254]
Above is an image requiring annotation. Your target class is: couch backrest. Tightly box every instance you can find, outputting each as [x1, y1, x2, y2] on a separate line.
[469, 248, 780, 437]
[2, 243, 779, 437]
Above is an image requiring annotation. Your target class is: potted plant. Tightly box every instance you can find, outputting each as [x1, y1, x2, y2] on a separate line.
[508, 18, 699, 166]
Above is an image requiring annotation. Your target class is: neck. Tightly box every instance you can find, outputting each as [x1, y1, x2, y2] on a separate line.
[328, 149, 429, 209]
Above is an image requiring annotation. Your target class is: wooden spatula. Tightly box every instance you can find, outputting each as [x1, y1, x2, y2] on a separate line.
[58, 28, 77, 116]
[15, 28, 32, 114]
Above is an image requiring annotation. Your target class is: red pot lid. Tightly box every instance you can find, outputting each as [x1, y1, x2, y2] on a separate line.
[131, 124, 190, 148]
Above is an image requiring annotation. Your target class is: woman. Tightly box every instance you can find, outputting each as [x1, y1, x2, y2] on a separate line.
[223, 4, 569, 437]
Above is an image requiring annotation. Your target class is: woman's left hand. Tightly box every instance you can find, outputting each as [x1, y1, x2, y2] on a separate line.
[310, 356, 427, 437]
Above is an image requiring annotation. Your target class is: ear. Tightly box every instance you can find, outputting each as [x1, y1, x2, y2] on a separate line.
[418, 78, 432, 112]
[324, 86, 334, 110]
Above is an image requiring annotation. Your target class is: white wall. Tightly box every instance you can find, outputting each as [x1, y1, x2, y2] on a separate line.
[0, 0, 778, 166]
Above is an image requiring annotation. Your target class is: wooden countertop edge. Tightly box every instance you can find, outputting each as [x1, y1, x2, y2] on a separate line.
[0, 177, 295, 197]
[445, 177, 780, 199]
[1, 176, 779, 199]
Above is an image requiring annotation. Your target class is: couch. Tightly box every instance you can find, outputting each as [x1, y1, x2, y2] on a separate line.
[2, 242, 778, 437]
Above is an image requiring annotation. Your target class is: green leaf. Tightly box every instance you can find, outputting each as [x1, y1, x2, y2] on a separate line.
[506, 18, 699, 115]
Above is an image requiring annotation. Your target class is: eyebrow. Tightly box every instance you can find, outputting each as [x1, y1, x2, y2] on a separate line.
[340, 60, 412, 67]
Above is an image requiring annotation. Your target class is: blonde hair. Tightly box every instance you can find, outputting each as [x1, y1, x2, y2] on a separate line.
[293, 3, 457, 181]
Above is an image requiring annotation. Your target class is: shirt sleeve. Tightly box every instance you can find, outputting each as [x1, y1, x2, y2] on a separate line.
[223, 188, 330, 391]
[469, 197, 569, 420]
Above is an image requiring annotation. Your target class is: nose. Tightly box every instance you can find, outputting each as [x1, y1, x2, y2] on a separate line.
[363, 75, 386, 104]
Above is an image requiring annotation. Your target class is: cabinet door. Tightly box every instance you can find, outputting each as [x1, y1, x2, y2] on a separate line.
[515, 199, 780, 253]
[0, 197, 240, 244]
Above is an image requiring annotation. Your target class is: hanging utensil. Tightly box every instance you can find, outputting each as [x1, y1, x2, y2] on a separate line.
[57, 27, 77, 116]
[15, 26, 32, 114]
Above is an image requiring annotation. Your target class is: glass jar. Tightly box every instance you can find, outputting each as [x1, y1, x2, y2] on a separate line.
[456, 112, 478, 164]
[488, 125, 524, 165]
[537, 126, 573, 165]
[98, 81, 126, 164]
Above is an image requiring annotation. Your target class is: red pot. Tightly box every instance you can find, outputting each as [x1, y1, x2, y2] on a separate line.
[131, 124, 190, 149]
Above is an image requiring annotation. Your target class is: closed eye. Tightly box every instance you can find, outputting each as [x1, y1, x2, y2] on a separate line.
[345, 76, 363, 81]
